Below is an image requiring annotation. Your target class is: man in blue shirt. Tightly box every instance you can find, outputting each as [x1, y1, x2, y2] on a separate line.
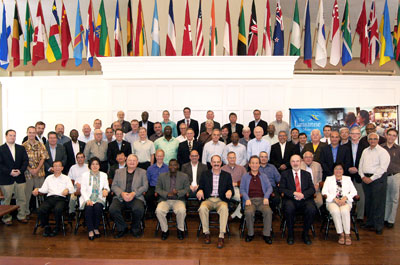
[161, 110, 178, 137]
[259, 151, 281, 213]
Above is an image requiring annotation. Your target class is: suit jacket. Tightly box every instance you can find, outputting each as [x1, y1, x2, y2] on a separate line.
[155, 171, 190, 201]
[44, 143, 67, 176]
[301, 142, 328, 163]
[177, 119, 200, 139]
[63, 140, 85, 174]
[200, 121, 221, 133]
[248, 119, 268, 139]
[344, 141, 368, 183]
[319, 144, 352, 181]
[300, 161, 323, 190]
[198, 170, 234, 202]
[177, 140, 203, 166]
[139, 121, 155, 138]
[107, 140, 132, 166]
[22, 135, 46, 145]
[111, 167, 148, 203]
[269, 142, 296, 172]
[111, 120, 132, 133]
[359, 135, 387, 147]
[223, 123, 244, 138]
[294, 143, 306, 156]
[0, 144, 29, 185]
[181, 162, 208, 185]
[108, 163, 126, 180]
[279, 169, 315, 202]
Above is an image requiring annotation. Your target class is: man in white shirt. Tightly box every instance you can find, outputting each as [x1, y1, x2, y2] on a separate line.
[181, 150, 208, 197]
[176, 123, 187, 143]
[262, 124, 279, 146]
[248, 126, 271, 160]
[202, 129, 226, 168]
[222, 132, 247, 166]
[32, 160, 74, 237]
[78, 124, 93, 143]
[321, 125, 332, 144]
[67, 152, 89, 214]
[132, 127, 155, 169]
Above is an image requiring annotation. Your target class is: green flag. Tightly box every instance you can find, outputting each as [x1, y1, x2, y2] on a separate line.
[23, 2, 33, 65]
[237, 0, 247, 55]
[289, 0, 300, 55]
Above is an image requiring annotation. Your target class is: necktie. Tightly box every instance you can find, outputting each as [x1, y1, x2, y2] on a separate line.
[186, 119, 190, 127]
[295, 172, 301, 193]
[188, 141, 192, 152]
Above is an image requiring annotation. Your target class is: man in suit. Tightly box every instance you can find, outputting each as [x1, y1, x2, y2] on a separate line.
[110, 154, 148, 238]
[359, 123, 387, 147]
[111, 111, 131, 133]
[223, 112, 243, 138]
[280, 154, 316, 245]
[22, 121, 46, 144]
[301, 129, 328, 163]
[0, 129, 29, 225]
[107, 129, 132, 167]
[248, 109, 268, 139]
[200, 110, 221, 133]
[139, 111, 155, 138]
[294, 133, 308, 155]
[270, 131, 296, 173]
[45, 132, 67, 177]
[155, 159, 190, 240]
[319, 131, 352, 181]
[181, 150, 208, 197]
[177, 128, 202, 167]
[300, 151, 323, 209]
[197, 155, 234, 249]
[63, 129, 85, 175]
[177, 107, 200, 139]
[108, 151, 126, 183]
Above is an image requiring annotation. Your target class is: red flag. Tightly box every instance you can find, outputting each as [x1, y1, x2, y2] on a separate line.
[32, 1, 46, 66]
[182, 0, 193, 56]
[127, 0, 134, 56]
[61, 4, 72, 67]
[11, 3, 22, 67]
[223, 0, 233, 55]
[356, 0, 369, 66]
[135, 0, 144, 56]
[247, 0, 258, 55]
[195, 0, 205, 56]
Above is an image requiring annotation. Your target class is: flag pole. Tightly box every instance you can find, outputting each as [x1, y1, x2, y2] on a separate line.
[325, 29, 330, 49]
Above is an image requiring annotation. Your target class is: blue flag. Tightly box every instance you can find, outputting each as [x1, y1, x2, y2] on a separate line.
[273, 1, 284, 56]
[73, 0, 84, 66]
[303, 0, 312, 68]
[151, 0, 160, 56]
[0, 3, 11, 69]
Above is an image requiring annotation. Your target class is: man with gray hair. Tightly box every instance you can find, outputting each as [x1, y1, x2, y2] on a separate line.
[270, 111, 290, 138]
[239, 126, 251, 147]
[112, 110, 131, 133]
[83, 129, 108, 173]
[301, 129, 327, 163]
[200, 110, 221, 133]
[339, 127, 350, 145]
[78, 124, 93, 143]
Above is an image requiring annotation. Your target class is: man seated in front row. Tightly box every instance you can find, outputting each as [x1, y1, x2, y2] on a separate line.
[280, 154, 316, 245]
[155, 159, 190, 241]
[240, 156, 273, 244]
[67, 152, 89, 215]
[197, 155, 234, 249]
[181, 150, 208, 197]
[32, 160, 74, 237]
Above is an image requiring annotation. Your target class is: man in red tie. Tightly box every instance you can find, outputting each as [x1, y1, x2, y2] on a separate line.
[279, 154, 316, 245]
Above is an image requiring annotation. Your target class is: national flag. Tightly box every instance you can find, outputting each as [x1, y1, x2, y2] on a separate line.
[223, 0, 233, 56]
[95, 0, 111, 57]
[195, 0, 205, 56]
[395, 1, 400, 66]
[61, 3, 72, 67]
[11, 2, 23, 67]
[182, 0, 193, 56]
[289, 0, 300, 56]
[303, 0, 312, 68]
[32, 1, 46, 66]
[368, 0, 379, 64]
[262, 0, 272, 56]
[166, 0, 176, 56]
[127, 0, 134, 56]
[46, 0, 61, 64]
[341, 0, 352, 66]
[73, 0, 84, 66]
[356, 0, 369, 66]
[85, 0, 95, 67]
[273, 0, 284, 55]
[151, 0, 160, 56]
[0, 2, 10, 69]
[114, 0, 123, 57]
[209, 0, 217, 56]
[379, 0, 394, 66]
[23, 1, 33, 65]
[247, 0, 258, 55]
[329, 0, 340, 66]
[315, 0, 327, 67]
[237, 0, 247, 55]
[135, 0, 145, 56]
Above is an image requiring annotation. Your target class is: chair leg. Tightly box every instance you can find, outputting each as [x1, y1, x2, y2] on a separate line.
[352, 215, 360, 241]
[281, 220, 286, 238]
[155, 221, 160, 237]
[33, 218, 40, 235]
[226, 222, 230, 238]
[197, 222, 202, 238]
[184, 219, 188, 237]
[311, 224, 316, 238]
[74, 211, 81, 235]
[61, 215, 66, 236]
[102, 213, 107, 236]
[325, 217, 331, 240]
[240, 217, 246, 238]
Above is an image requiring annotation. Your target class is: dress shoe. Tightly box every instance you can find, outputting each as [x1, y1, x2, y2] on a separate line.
[114, 228, 128, 239]
[43, 226, 51, 237]
[217, 238, 224, 249]
[94, 233, 101, 238]
[303, 235, 312, 245]
[245, 235, 254, 242]
[4, 221, 12, 226]
[177, 230, 184, 240]
[361, 223, 374, 229]
[204, 233, 211, 244]
[287, 237, 294, 245]
[18, 219, 28, 224]
[131, 229, 142, 238]
[88, 235, 95, 241]
[50, 228, 59, 237]
[386, 223, 394, 229]
[161, 230, 169, 240]
[376, 229, 383, 235]
[263, 236, 272, 244]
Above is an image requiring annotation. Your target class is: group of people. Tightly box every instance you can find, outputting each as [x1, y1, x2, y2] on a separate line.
[0, 108, 398, 249]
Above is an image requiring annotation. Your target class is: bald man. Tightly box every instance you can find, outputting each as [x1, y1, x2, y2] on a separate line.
[111, 111, 131, 133]
[270, 111, 290, 139]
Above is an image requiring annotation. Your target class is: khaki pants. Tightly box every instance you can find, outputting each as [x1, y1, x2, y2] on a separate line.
[199, 197, 228, 238]
[353, 180, 365, 220]
[314, 192, 323, 209]
[0, 182, 27, 222]
[385, 173, 400, 224]
[327, 202, 352, 234]
[156, 200, 186, 232]
[25, 177, 44, 215]
[244, 197, 272, 236]
[231, 187, 242, 218]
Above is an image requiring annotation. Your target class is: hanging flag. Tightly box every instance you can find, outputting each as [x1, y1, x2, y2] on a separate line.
[329, 0, 340, 66]
[368, 0, 379, 64]
[46, 0, 61, 63]
[379, 0, 394, 66]
[289, 0, 300, 56]
[114, 0, 123, 56]
[341, 0, 352, 66]
[135, 0, 145, 56]
[223, 0, 233, 56]
[209, 0, 217, 56]
[273, 0, 284, 56]
[86, 0, 95, 67]
[61, 3, 72, 67]
[166, 0, 176, 56]
[73, 0, 84, 66]
[182, 0, 193, 56]
[247, 0, 258, 56]
[356, 0, 369, 66]
[23, 1, 33, 65]
[395, 1, 400, 66]
[95, 0, 111, 57]
[195, 0, 205, 56]
[151, 0, 160, 56]
[12, 2, 23, 67]
[315, 0, 327, 67]
[0, 2, 10, 69]
[262, 0, 272, 56]
[237, 0, 247, 55]
[32, 1, 46, 66]
[127, 0, 134, 56]
[303, 0, 312, 68]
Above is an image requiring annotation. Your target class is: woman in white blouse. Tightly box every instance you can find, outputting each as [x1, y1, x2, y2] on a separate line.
[322, 162, 357, 245]
[79, 157, 110, 240]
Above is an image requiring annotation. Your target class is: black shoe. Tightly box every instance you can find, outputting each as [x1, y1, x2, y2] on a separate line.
[361, 223, 374, 229]
[376, 229, 383, 235]
[245, 235, 254, 242]
[43, 226, 51, 237]
[161, 230, 169, 240]
[94, 233, 101, 238]
[263, 236, 272, 244]
[49, 228, 59, 237]
[177, 230, 184, 240]
[287, 237, 294, 245]
[114, 228, 128, 239]
[132, 229, 142, 238]
[386, 223, 394, 229]
[303, 235, 312, 245]
[88, 235, 95, 241]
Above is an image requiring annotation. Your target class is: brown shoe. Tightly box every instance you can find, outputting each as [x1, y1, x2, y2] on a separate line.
[217, 238, 224, 249]
[204, 234, 211, 244]
[18, 219, 28, 224]
[345, 234, 352, 246]
[338, 233, 345, 245]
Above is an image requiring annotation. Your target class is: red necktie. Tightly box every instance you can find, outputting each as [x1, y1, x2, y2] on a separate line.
[295, 172, 301, 193]
[186, 120, 190, 127]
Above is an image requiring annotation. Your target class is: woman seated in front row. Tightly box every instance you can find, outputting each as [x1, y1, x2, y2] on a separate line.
[321, 162, 357, 246]
[79, 157, 110, 240]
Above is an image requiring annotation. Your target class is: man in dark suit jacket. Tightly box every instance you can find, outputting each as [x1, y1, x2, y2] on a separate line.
[177, 107, 200, 139]
[200, 110, 221, 133]
[301, 129, 328, 163]
[270, 131, 296, 173]
[0, 129, 29, 224]
[223, 112, 244, 138]
[63, 129, 85, 174]
[181, 150, 208, 197]
[177, 128, 202, 166]
[44, 132, 67, 176]
[107, 129, 132, 167]
[279, 154, 316, 245]
[248, 109, 268, 139]
[139, 111, 155, 138]
[294, 133, 308, 155]
[359, 123, 386, 147]
[22, 121, 47, 144]
[111, 111, 132, 133]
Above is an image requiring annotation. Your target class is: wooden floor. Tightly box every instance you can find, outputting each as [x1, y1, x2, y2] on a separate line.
[0, 213, 399, 265]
